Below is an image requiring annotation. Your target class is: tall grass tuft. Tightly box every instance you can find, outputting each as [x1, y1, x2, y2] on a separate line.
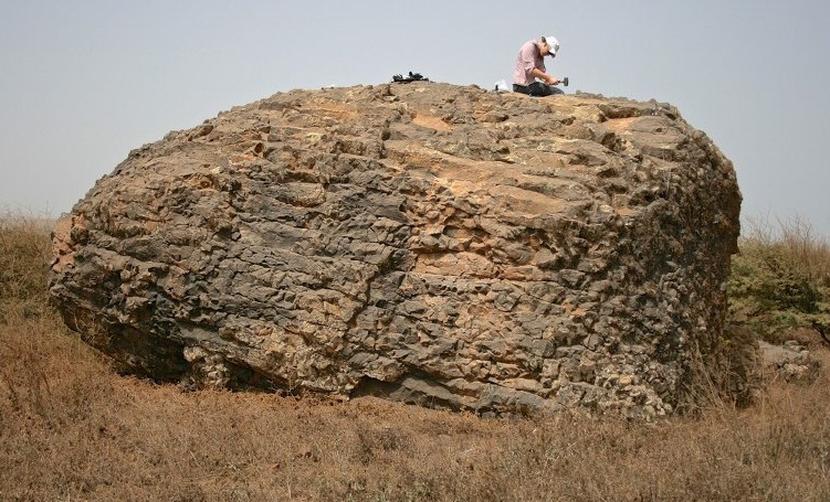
[0, 215, 53, 319]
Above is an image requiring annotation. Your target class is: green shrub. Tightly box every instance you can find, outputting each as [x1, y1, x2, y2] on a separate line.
[728, 218, 830, 343]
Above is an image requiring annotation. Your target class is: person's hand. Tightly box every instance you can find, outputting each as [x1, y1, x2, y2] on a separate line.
[545, 75, 560, 86]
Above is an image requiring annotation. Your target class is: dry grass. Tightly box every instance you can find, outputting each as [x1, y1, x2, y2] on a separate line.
[2, 217, 830, 501]
[745, 217, 830, 281]
[0, 215, 52, 319]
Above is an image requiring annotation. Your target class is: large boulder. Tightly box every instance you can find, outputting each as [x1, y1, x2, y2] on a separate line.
[50, 82, 744, 418]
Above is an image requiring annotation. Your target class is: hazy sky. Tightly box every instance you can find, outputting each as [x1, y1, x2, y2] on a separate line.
[1, 1, 828, 235]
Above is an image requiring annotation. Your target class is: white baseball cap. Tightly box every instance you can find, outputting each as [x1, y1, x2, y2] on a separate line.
[543, 35, 560, 57]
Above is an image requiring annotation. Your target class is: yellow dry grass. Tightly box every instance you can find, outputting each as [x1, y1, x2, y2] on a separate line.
[1, 217, 829, 501]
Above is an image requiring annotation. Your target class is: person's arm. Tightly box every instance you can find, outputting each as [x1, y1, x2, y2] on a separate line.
[531, 68, 560, 85]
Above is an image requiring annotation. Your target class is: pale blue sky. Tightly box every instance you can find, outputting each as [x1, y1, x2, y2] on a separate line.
[1, 1, 828, 234]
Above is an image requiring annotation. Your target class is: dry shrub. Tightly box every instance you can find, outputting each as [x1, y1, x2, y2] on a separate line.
[0, 215, 53, 318]
[1, 214, 829, 500]
[729, 216, 830, 345]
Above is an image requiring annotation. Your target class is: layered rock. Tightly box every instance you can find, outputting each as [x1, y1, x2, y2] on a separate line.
[50, 82, 743, 418]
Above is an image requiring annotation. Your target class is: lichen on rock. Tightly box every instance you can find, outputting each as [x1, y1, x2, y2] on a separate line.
[49, 82, 746, 418]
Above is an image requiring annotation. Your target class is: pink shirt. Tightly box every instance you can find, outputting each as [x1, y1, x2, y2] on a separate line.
[513, 40, 545, 86]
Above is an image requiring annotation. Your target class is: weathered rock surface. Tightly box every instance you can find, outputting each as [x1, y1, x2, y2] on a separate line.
[50, 82, 744, 418]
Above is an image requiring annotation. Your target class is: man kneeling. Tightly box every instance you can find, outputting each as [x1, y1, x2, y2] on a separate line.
[513, 35, 564, 97]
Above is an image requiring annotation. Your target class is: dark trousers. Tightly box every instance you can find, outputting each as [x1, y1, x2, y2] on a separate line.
[513, 82, 564, 97]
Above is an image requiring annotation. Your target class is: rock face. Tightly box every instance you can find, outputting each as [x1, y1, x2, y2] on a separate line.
[50, 82, 743, 418]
